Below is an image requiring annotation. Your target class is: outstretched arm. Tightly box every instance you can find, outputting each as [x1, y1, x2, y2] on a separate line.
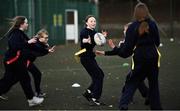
[95, 39, 119, 56]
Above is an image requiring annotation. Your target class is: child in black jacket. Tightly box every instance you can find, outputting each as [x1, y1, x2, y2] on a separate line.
[27, 29, 55, 97]
[0, 16, 44, 107]
[80, 15, 107, 106]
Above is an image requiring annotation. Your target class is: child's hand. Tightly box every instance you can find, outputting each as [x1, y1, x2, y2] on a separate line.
[48, 45, 56, 52]
[108, 39, 115, 49]
[82, 35, 91, 44]
[33, 35, 38, 39]
[95, 50, 105, 56]
[28, 38, 37, 44]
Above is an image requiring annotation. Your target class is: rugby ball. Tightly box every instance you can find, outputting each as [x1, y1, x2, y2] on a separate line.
[94, 33, 106, 46]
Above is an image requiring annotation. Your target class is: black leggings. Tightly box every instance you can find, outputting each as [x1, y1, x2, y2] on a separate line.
[0, 61, 34, 99]
[80, 57, 104, 100]
[28, 63, 42, 94]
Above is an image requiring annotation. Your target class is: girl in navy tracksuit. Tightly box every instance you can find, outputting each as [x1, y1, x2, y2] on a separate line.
[96, 3, 162, 110]
[80, 15, 106, 106]
[27, 29, 55, 97]
[0, 16, 44, 106]
[97, 22, 149, 105]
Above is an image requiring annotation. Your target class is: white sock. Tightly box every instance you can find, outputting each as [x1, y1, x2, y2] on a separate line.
[87, 89, 91, 93]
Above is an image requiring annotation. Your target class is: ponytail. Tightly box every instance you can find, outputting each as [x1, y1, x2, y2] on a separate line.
[0, 16, 26, 40]
[138, 21, 149, 36]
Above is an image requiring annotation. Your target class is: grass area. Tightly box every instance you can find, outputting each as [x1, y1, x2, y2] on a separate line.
[0, 38, 180, 110]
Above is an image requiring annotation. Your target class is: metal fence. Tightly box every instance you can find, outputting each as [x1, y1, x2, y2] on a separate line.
[99, 0, 180, 39]
[0, 0, 98, 55]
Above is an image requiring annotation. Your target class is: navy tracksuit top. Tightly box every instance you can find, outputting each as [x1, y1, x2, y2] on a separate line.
[105, 19, 160, 62]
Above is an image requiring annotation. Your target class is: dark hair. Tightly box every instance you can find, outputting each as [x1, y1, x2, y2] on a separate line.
[84, 15, 95, 27]
[85, 15, 95, 22]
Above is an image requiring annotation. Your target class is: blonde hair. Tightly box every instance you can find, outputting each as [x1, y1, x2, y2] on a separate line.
[133, 3, 150, 36]
[35, 29, 48, 38]
[133, 3, 150, 21]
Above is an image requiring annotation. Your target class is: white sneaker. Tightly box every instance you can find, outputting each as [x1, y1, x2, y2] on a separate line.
[28, 96, 44, 107]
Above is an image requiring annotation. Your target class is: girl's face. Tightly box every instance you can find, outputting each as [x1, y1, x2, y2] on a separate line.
[39, 33, 49, 44]
[86, 17, 96, 30]
[20, 18, 29, 31]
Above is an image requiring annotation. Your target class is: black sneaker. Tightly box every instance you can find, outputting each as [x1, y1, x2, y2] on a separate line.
[144, 98, 150, 105]
[129, 98, 135, 104]
[89, 98, 106, 106]
[82, 90, 92, 102]
[120, 107, 128, 110]
[36, 92, 46, 98]
[129, 100, 135, 104]
[99, 101, 106, 106]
